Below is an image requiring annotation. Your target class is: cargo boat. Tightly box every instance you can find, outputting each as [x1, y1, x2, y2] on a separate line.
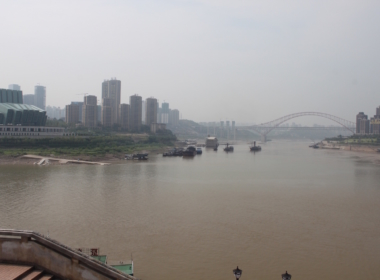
[183, 146, 197, 156]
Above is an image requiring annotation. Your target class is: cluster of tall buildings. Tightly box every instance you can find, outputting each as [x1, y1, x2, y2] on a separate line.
[356, 106, 380, 134]
[5, 84, 46, 112]
[65, 78, 180, 130]
[22, 85, 46, 111]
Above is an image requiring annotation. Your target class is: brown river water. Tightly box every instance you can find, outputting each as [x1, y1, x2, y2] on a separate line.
[1, 141, 380, 280]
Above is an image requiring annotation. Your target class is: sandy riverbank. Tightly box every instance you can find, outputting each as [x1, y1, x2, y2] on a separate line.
[318, 141, 380, 153]
[0, 147, 169, 165]
[316, 141, 380, 165]
[0, 155, 114, 165]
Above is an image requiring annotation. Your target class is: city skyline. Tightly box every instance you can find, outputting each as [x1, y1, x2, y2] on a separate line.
[1, 1, 380, 125]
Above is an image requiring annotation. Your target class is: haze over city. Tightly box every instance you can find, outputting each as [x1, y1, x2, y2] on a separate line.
[1, 0, 380, 124]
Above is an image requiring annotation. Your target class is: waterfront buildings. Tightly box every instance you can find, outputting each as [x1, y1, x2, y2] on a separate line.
[0, 103, 47, 126]
[0, 88, 47, 127]
[101, 98, 113, 127]
[102, 79, 121, 125]
[119, 103, 130, 129]
[0, 125, 64, 137]
[34, 85, 46, 110]
[129, 94, 142, 131]
[356, 112, 367, 134]
[65, 104, 80, 124]
[370, 106, 380, 134]
[0, 88, 23, 104]
[356, 108, 380, 135]
[82, 95, 97, 127]
[145, 97, 158, 126]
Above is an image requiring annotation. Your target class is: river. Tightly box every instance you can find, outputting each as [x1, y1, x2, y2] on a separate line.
[1, 141, 379, 280]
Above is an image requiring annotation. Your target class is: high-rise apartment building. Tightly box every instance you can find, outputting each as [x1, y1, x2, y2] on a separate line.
[369, 106, 380, 134]
[119, 104, 130, 129]
[145, 98, 158, 126]
[97, 105, 102, 123]
[71, 102, 84, 122]
[23, 94, 35, 106]
[82, 95, 97, 128]
[356, 112, 367, 134]
[169, 109, 179, 126]
[129, 95, 142, 131]
[101, 98, 113, 127]
[102, 79, 121, 125]
[34, 85, 46, 110]
[65, 104, 80, 124]
[142, 100, 146, 124]
[161, 102, 169, 124]
[8, 84, 21, 91]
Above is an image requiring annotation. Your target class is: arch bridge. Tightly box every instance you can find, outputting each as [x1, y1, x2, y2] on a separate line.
[238, 112, 356, 142]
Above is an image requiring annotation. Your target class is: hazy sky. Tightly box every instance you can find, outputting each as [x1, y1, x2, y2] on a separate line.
[1, 0, 379, 124]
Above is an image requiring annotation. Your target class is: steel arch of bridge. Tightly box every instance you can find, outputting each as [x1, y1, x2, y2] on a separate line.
[244, 112, 356, 137]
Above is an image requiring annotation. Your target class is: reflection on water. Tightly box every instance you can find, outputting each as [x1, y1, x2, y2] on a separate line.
[1, 141, 380, 280]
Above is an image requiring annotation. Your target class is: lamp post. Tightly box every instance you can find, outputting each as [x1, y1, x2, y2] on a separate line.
[282, 271, 291, 280]
[233, 266, 242, 280]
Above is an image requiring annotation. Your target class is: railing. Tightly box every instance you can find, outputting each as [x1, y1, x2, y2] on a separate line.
[0, 229, 137, 280]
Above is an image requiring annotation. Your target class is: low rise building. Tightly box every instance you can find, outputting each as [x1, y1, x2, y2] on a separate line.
[150, 123, 166, 133]
[0, 126, 65, 137]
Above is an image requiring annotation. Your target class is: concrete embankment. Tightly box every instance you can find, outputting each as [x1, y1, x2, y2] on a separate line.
[318, 141, 380, 153]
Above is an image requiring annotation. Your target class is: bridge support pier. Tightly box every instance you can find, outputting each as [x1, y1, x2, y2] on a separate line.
[261, 135, 267, 143]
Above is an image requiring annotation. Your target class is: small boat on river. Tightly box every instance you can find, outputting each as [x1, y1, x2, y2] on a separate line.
[222, 143, 234, 152]
[125, 153, 148, 160]
[250, 141, 261, 152]
[163, 148, 183, 157]
[196, 147, 203, 154]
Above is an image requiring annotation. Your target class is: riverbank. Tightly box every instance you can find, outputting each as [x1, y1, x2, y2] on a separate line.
[0, 134, 176, 164]
[318, 141, 380, 153]
[0, 147, 168, 165]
